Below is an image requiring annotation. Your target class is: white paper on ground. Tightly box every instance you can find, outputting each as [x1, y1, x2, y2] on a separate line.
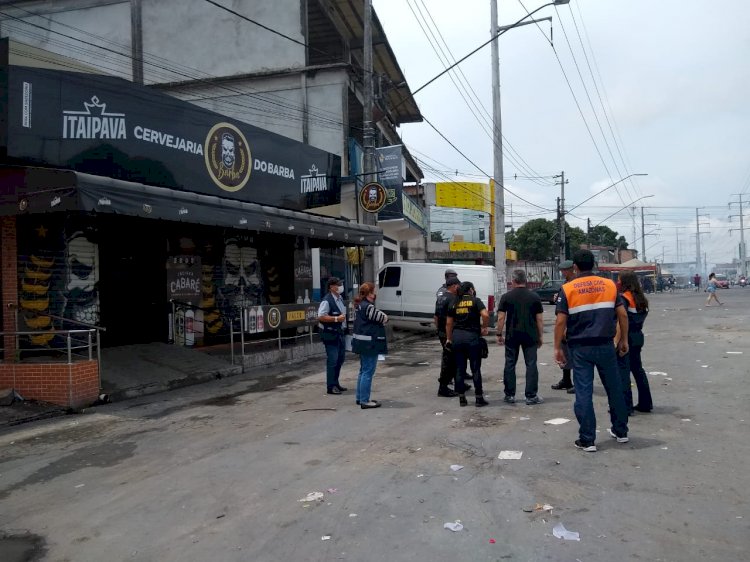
[450, 464, 464, 471]
[497, 450, 523, 460]
[544, 418, 570, 425]
[321, 535, 331, 541]
[648, 371, 668, 376]
[726, 351, 743, 355]
[298, 492, 324, 502]
[378, 354, 386, 361]
[552, 523, 580, 541]
[443, 521, 463, 532]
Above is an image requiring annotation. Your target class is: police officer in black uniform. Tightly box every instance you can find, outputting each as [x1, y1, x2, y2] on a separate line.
[434, 269, 461, 397]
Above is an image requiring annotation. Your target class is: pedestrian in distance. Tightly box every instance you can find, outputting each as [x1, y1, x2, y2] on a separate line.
[497, 269, 545, 405]
[352, 282, 389, 409]
[434, 270, 464, 398]
[318, 276, 348, 395]
[693, 273, 701, 292]
[551, 260, 576, 394]
[705, 273, 724, 306]
[554, 249, 630, 452]
[445, 281, 490, 407]
[616, 272, 653, 413]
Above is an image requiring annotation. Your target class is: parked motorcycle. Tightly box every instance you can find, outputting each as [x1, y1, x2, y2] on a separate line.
[739, 276, 747, 288]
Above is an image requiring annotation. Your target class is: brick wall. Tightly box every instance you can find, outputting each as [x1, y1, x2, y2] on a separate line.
[0, 360, 100, 408]
[1, 216, 18, 359]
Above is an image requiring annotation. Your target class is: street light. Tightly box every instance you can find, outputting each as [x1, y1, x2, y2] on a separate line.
[592, 195, 655, 229]
[566, 173, 648, 216]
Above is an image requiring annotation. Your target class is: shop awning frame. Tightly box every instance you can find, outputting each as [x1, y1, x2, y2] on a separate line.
[0, 166, 382, 246]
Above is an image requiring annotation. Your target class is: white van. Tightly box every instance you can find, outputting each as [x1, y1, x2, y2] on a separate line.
[376, 262, 500, 328]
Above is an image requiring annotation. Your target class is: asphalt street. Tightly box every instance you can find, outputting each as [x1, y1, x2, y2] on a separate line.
[1, 289, 748, 561]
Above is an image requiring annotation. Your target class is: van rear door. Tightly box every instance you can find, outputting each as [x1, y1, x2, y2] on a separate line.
[377, 265, 403, 318]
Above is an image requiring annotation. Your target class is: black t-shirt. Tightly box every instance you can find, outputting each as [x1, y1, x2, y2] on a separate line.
[447, 295, 486, 333]
[434, 290, 455, 333]
[498, 287, 543, 344]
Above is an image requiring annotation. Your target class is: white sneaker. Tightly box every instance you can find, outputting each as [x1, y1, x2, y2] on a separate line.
[607, 428, 629, 443]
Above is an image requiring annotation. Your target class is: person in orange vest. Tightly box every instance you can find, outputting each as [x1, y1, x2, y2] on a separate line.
[554, 250, 630, 452]
[616, 272, 653, 413]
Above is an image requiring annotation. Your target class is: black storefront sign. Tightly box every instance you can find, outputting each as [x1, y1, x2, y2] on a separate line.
[0, 61, 341, 211]
[167, 255, 202, 307]
[376, 145, 405, 220]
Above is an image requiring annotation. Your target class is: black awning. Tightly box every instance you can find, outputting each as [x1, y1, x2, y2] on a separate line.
[0, 166, 382, 246]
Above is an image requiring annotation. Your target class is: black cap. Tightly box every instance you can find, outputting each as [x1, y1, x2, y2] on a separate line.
[327, 276, 343, 287]
[446, 277, 461, 287]
[445, 267, 458, 278]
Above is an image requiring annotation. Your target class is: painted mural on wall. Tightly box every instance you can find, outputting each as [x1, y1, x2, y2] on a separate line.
[17, 216, 100, 350]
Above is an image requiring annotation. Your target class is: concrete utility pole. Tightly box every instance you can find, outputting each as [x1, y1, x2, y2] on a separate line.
[631, 206, 637, 256]
[729, 194, 747, 278]
[362, 0, 376, 282]
[555, 171, 567, 261]
[641, 207, 646, 261]
[695, 208, 701, 277]
[490, 0, 507, 294]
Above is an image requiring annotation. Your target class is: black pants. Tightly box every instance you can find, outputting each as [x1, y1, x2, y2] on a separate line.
[438, 334, 456, 387]
[452, 330, 483, 396]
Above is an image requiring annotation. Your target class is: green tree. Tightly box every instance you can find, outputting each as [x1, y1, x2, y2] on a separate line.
[514, 218, 556, 261]
[588, 225, 625, 248]
[430, 230, 446, 242]
[505, 230, 518, 251]
[567, 224, 587, 253]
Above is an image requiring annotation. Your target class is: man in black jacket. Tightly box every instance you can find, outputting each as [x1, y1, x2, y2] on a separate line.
[434, 274, 460, 397]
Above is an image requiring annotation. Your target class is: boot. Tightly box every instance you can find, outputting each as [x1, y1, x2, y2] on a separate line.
[438, 385, 458, 397]
[459, 394, 468, 407]
[475, 394, 488, 407]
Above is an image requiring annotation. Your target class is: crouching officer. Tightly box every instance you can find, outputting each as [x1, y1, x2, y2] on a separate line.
[554, 250, 630, 452]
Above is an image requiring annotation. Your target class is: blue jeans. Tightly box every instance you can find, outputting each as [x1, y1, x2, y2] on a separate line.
[570, 343, 629, 443]
[324, 336, 346, 389]
[452, 330, 483, 396]
[356, 353, 378, 402]
[503, 339, 539, 398]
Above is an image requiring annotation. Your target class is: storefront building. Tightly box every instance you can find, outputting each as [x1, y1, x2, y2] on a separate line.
[0, 45, 380, 404]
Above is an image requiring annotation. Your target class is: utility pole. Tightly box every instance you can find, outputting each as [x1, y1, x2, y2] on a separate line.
[490, 0, 507, 294]
[587, 217, 591, 249]
[554, 171, 568, 261]
[729, 194, 747, 278]
[695, 208, 701, 277]
[641, 207, 646, 261]
[361, 0, 376, 282]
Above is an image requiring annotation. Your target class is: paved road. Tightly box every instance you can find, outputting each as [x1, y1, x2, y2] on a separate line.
[1, 289, 748, 561]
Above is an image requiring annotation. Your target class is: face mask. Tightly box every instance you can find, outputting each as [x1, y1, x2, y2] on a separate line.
[336, 285, 344, 295]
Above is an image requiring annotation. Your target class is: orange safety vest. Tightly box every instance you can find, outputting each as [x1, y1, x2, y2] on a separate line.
[558, 274, 620, 344]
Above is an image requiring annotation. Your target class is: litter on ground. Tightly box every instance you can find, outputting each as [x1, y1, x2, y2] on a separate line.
[321, 536, 331, 541]
[535, 503, 554, 511]
[648, 371, 668, 376]
[298, 492, 324, 502]
[552, 523, 580, 541]
[544, 418, 570, 425]
[519, 416, 531, 421]
[726, 351, 743, 355]
[444, 520, 463, 532]
[498, 451, 523, 460]
[450, 464, 464, 471]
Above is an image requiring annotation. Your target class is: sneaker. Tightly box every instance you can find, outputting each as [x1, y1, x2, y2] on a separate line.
[475, 396, 489, 407]
[551, 380, 573, 390]
[607, 428, 629, 443]
[503, 395, 516, 404]
[574, 439, 597, 452]
[360, 401, 381, 409]
[327, 387, 342, 395]
[437, 386, 458, 398]
[566, 387, 576, 394]
[525, 395, 544, 405]
[356, 399, 379, 406]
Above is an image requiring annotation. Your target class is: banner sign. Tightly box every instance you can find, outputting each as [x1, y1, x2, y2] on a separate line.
[243, 303, 320, 333]
[167, 255, 202, 306]
[359, 182, 387, 213]
[376, 145, 405, 220]
[1, 63, 341, 211]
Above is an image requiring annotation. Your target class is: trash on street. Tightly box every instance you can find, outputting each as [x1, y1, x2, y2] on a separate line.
[552, 523, 580, 541]
[498, 451, 523, 460]
[443, 520, 463, 532]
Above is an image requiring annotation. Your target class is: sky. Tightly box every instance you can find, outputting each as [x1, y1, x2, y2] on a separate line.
[373, 0, 750, 267]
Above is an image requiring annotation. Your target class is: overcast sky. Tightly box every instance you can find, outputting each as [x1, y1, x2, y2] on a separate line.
[374, 0, 750, 266]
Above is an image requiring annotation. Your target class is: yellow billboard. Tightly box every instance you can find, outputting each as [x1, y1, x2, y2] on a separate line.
[435, 182, 494, 214]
